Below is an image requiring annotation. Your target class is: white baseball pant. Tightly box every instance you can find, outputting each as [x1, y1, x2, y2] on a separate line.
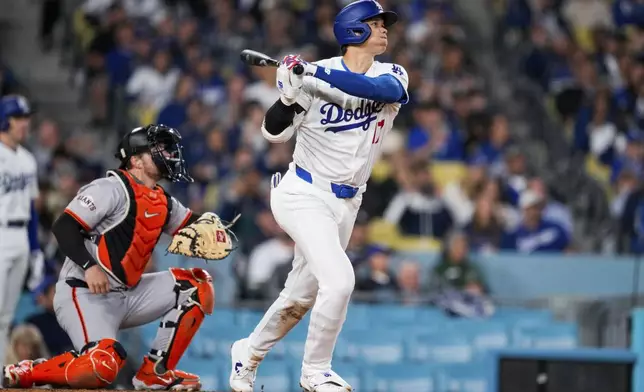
[248, 168, 361, 376]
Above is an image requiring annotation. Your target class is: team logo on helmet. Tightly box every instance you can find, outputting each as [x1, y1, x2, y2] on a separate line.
[16, 96, 30, 113]
[373, 1, 383, 12]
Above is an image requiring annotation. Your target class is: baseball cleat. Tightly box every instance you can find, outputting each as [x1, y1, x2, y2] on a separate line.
[132, 357, 201, 390]
[229, 338, 258, 392]
[2, 359, 42, 388]
[300, 370, 352, 392]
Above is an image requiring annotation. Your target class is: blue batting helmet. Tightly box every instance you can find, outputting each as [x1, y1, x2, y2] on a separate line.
[333, 0, 398, 46]
[0, 95, 33, 131]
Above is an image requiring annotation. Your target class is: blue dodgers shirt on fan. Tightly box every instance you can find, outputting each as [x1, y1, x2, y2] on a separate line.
[500, 219, 570, 253]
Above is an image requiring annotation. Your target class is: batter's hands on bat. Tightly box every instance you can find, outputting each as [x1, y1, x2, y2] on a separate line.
[85, 265, 110, 294]
[277, 55, 304, 105]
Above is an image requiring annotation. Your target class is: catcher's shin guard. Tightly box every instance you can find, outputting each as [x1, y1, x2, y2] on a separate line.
[30, 339, 127, 388]
[148, 268, 214, 372]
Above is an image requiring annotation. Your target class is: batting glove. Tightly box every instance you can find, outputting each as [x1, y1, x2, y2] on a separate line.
[281, 54, 317, 76]
[276, 59, 302, 105]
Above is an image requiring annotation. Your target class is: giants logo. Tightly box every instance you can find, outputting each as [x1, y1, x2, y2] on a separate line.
[320, 100, 385, 133]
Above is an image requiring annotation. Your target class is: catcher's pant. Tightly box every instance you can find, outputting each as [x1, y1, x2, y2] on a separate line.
[54, 271, 180, 352]
[0, 228, 30, 368]
[248, 169, 361, 376]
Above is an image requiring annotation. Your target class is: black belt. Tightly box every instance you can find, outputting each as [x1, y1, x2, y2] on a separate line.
[2, 220, 28, 228]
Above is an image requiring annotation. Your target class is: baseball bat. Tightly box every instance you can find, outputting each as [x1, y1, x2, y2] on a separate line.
[240, 49, 304, 75]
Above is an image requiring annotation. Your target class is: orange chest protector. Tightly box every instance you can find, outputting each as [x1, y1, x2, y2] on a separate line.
[96, 170, 172, 287]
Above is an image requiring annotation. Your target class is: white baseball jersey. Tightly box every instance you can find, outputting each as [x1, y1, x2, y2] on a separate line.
[275, 56, 409, 186]
[0, 142, 38, 225]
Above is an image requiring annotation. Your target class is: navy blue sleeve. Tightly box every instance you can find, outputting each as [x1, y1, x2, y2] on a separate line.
[28, 201, 40, 252]
[313, 67, 406, 104]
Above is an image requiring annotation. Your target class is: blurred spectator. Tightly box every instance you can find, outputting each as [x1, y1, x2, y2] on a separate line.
[126, 48, 181, 119]
[243, 67, 279, 110]
[30, 119, 62, 180]
[383, 160, 454, 238]
[4, 325, 50, 365]
[156, 75, 196, 128]
[429, 231, 488, 295]
[501, 190, 572, 253]
[0, 64, 18, 96]
[346, 211, 371, 267]
[396, 261, 425, 305]
[442, 156, 489, 226]
[466, 195, 506, 253]
[40, 0, 62, 52]
[246, 230, 294, 300]
[527, 177, 574, 234]
[407, 101, 465, 162]
[24, 276, 73, 356]
[501, 145, 532, 206]
[355, 246, 398, 301]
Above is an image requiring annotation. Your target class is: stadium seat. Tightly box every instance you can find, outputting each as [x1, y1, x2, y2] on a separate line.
[254, 360, 292, 392]
[201, 307, 237, 330]
[367, 304, 421, 325]
[12, 293, 39, 324]
[179, 357, 226, 391]
[430, 162, 467, 191]
[190, 326, 245, 358]
[408, 333, 473, 364]
[236, 309, 265, 330]
[365, 363, 437, 392]
[338, 329, 404, 364]
[512, 323, 579, 349]
[436, 363, 489, 392]
[446, 319, 509, 355]
[492, 307, 554, 327]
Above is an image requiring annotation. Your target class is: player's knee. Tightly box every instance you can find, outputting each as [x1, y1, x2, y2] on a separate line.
[68, 339, 127, 388]
[321, 269, 355, 301]
[170, 267, 215, 315]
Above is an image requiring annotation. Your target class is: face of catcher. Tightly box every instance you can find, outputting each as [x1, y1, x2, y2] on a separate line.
[129, 145, 177, 184]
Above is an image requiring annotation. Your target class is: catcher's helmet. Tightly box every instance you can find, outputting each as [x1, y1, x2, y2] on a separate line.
[115, 124, 193, 183]
[333, 0, 398, 46]
[0, 95, 33, 131]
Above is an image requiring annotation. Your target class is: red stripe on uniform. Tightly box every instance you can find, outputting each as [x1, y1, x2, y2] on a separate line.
[64, 209, 91, 231]
[72, 287, 89, 345]
[173, 211, 193, 235]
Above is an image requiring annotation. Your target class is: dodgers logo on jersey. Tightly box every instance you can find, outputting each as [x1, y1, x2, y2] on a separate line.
[320, 99, 386, 133]
[0, 172, 34, 194]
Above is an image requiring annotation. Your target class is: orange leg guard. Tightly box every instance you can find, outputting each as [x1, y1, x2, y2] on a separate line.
[147, 268, 214, 373]
[31, 338, 127, 388]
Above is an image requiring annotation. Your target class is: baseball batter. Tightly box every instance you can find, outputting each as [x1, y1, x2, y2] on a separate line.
[230, 1, 409, 391]
[0, 95, 44, 370]
[2, 124, 223, 390]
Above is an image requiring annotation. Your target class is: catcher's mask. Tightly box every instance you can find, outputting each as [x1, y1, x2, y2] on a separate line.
[115, 124, 193, 183]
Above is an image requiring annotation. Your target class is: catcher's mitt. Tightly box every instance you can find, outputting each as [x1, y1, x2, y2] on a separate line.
[166, 212, 240, 261]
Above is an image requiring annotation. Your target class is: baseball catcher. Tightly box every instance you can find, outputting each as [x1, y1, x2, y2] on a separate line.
[2, 124, 236, 390]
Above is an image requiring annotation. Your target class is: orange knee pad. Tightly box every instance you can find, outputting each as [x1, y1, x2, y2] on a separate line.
[33, 338, 127, 388]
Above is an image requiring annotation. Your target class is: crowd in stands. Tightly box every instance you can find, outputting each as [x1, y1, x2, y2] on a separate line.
[5, 0, 644, 365]
[7, 0, 580, 302]
[499, 0, 644, 252]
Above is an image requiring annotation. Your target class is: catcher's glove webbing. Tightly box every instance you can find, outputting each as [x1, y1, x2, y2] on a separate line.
[167, 212, 240, 261]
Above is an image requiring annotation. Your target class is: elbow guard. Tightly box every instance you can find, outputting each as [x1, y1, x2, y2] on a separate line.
[262, 121, 295, 143]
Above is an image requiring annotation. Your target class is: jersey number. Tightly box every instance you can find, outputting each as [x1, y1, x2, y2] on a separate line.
[372, 120, 385, 144]
[391, 65, 403, 76]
